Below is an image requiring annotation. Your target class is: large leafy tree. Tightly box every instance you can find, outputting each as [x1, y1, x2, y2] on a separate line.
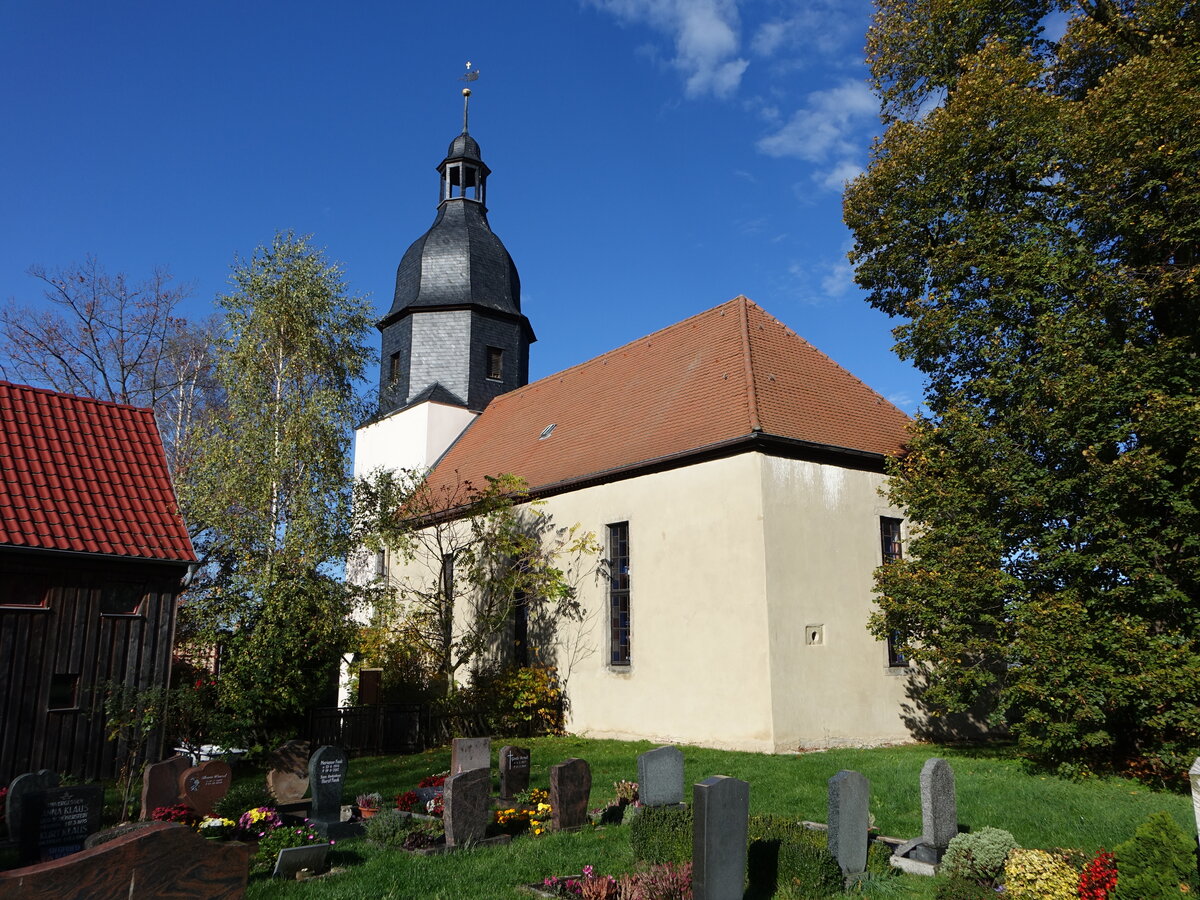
[845, 0, 1199, 776]
[180, 231, 372, 744]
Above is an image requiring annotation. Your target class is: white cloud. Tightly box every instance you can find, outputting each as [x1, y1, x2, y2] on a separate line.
[757, 78, 876, 190]
[749, 0, 869, 62]
[589, 0, 749, 98]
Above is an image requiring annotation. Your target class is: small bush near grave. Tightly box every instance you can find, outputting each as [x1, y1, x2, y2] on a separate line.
[1003, 848, 1077, 900]
[250, 819, 330, 874]
[363, 809, 444, 850]
[940, 827, 1018, 886]
[1111, 810, 1199, 900]
[933, 876, 1002, 900]
[630, 804, 692, 865]
[214, 780, 274, 820]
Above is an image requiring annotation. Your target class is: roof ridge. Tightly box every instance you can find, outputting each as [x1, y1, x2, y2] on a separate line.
[0, 379, 156, 415]
[483, 296, 750, 410]
[737, 297, 762, 433]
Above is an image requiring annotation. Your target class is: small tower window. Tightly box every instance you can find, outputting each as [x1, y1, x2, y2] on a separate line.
[444, 162, 484, 202]
[388, 351, 402, 384]
[486, 347, 503, 381]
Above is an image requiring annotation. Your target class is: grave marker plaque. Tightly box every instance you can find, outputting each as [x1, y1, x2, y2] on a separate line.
[499, 745, 530, 799]
[451, 737, 490, 775]
[308, 745, 348, 824]
[179, 761, 232, 817]
[637, 745, 685, 807]
[140, 755, 192, 819]
[23, 784, 104, 863]
[549, 758, 591, 831]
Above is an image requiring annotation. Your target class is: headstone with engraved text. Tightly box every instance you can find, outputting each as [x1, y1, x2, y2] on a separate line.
[499, 745, 530, 800]
[308, 746, 348, 824]
[21, 784, 104, 863]
[179, 761, 232, 817]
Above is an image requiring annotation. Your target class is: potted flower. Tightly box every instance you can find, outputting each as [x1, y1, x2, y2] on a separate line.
[197, 816, 235, 840]
[356, 792, 383, 819]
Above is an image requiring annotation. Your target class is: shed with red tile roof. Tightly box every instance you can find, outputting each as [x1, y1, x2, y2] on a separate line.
[1, 381, 194, 783]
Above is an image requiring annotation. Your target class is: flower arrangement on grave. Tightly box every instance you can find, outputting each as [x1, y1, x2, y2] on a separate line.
[1078, 850, 1118, 900]
[418, 772, 448, 789]
[151, 804, 200, 827]
[250, 818, 333, 874]
[515, 787, 549, 807]
[529, 800, 553, 836]
[425, 793, 445, 817]
[494, 805, 532, 835]
[592, 780, 639, 824]
[355, 792, 383, 817]
[197, 816, 235, 839]
[237, 806, 283, 838]
[540, 862, 691, 899]
[394, 789, 423, 813]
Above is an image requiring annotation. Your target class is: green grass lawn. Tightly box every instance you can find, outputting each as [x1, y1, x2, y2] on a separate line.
[233, 736, 1194, 899]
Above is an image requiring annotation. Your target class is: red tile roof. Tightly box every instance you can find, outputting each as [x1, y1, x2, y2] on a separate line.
[0, 381, 196, 563]
[428, 297, 910, 495]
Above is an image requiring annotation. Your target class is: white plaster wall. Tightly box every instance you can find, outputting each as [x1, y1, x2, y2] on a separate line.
[759, 455, 915, 750]
[534, 454, 777, 752]
[353, 402, 477, 478]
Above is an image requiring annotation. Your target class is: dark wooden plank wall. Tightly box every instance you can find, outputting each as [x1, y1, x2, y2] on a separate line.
[0, 557, 183, 784]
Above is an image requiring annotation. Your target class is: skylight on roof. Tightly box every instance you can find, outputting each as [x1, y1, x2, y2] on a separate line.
[538, 424, 556, 440]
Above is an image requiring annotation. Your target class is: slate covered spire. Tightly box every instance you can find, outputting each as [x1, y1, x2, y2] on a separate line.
[377, 88, 534, 417]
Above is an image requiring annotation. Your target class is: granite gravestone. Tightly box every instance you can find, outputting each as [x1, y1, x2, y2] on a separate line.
[693, 776, 750, 900]
[451, 737, 490, 775]
[499, 746, 530, 800]
[267, 740, 311, 803]
[272, 842, 330, 879]
[443, 767, 491, 847]
[921, 758, 958, 858]
[179, 761, 233, 817]
[549, 758, 591, 831]
[140, 755, 192, 819]
[6, 770, 60, 850]
[21, 784, 104, 862]
[827, 769, 870, 878]
[637, 745, 685, 807]
[308, 746, 348, 824]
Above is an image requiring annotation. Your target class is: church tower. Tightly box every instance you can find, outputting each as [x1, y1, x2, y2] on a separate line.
[356, 87, 534, 477]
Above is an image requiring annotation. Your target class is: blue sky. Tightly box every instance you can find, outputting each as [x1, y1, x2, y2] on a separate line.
[1, 1, 923, 413]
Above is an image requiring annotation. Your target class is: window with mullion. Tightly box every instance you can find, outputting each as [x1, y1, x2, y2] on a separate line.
[879, 517, 908, 666]
[608, 522, 631, 666]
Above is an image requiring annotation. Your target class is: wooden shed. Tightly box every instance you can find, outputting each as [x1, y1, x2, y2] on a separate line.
[0, 381, 196, 783]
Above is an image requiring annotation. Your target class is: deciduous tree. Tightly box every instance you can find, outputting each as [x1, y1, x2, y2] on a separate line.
[845, 0, 1200, 777]
[180, 231, 372, 744]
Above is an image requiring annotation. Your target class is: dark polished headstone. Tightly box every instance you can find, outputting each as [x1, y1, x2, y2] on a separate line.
[140, 755, 191, 819]
[272, 842, 330, 879]
[499, 745, 530, 800]
[637, 745, 685, 807]
[693, 775, 750, 900]
[828, 769, 870, 877]
[443, 767, 491, 847]
[179, 761, 232, 817]
[451, 737, 490, 775]
[22, 784, 104, 863]
[6, 770, 59, 851]
[549, 758, 591, 831]
[308, 746, 348, 824]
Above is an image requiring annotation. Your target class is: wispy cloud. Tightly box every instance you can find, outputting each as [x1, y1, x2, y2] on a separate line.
[589, 0, 749, 98]
[756, 79, 876, 190]
[750, 1, 869, 62]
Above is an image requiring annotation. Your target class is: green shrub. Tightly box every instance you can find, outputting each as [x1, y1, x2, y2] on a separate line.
[866, 839, 899, 879]
[630, 805, 693, 865]
[1003, 848, 1077, 900]
[933, 876, 1000, 900]
[213, 779, 275, 820]
[1112, 811, 1198, 900]
[745, 815, 841, 898]
[778, 838, 843, 897]
[940, 827, 1018, 885]
[364, 809, 417, 848]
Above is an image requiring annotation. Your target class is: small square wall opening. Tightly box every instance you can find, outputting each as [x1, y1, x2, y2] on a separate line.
[805, 624, 825, 646]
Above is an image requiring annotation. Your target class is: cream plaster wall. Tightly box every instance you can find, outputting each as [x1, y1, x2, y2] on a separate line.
[533, 454, 777, 752]
[353, 402, 477, 478]
[759, 456, 914, 750]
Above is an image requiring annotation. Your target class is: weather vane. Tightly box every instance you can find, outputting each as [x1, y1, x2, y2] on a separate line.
[459, 61, 480, 133]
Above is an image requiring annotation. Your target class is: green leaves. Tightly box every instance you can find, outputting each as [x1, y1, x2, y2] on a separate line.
[849, 0, 1200, 774]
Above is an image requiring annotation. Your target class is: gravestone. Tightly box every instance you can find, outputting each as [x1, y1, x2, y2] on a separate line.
[827, 769, 870, 878]
[549, 758, 591, 831]
[178, 761, 232, 816]
[6, 770, 59, 850]
[272, 842, 330, 879]
[20, 784, 104, 863]
[451, 737, 490, 775]
[637, 745, 685, 807]
[499, 745, 530, 800]
[266, 739, 311, 803]
[443, 767, 491, 847]
[692, 776, 750, 900]
[308, 745, 348, 824]
[140, 755, 192, 819]
[921, 758, 958, 856]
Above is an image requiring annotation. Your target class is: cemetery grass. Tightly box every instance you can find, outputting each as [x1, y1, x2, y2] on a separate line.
[234, 736, 1192, 899]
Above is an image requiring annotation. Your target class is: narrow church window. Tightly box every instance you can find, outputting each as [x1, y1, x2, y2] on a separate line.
[486, 347, 503, 381]
[608, 522, 631, 666]
[388, 352, 401, 384]
[879, 517, 908, 667]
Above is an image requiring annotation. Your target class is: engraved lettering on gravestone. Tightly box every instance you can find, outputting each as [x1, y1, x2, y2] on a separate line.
[26, 785, 103, 862]
[308, 746, 348, 824]
[499, 746, 531, 799]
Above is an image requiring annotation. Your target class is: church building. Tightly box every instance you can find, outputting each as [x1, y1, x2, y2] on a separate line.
[354, 94, 917, 752]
